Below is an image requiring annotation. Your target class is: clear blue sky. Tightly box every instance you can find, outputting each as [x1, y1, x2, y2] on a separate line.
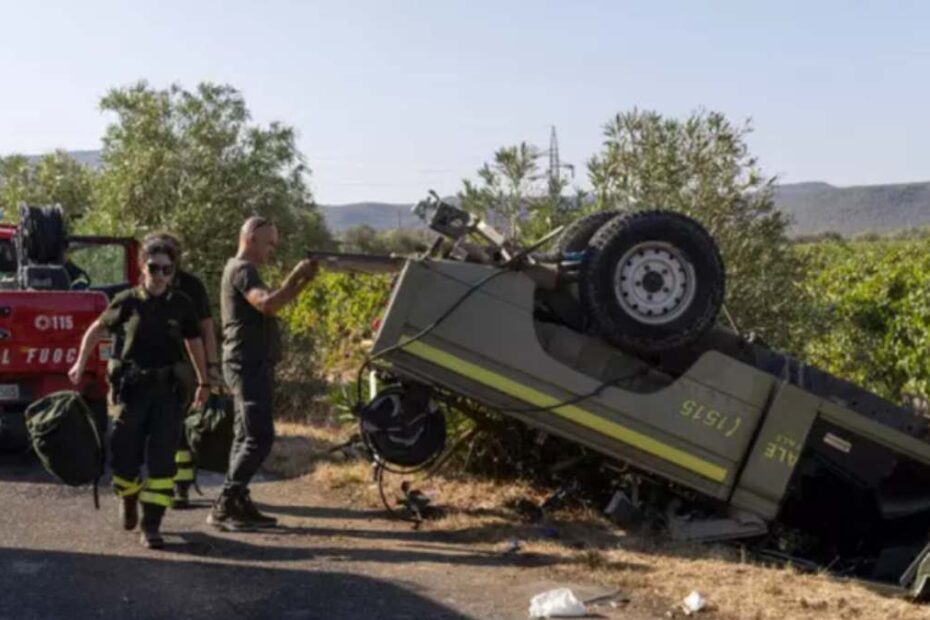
[2, 0, 929, 204]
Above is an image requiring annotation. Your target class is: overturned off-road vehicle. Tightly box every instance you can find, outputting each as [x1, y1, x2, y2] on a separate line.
[345, 194, 930, 599]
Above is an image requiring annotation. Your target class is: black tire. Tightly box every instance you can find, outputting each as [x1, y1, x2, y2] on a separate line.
[19, 205, 67, 264]
[580, 210, 725, 354]
[360, 384, 446, 467]
[557, 210, 625, 254]
[534, 210, 623, 262]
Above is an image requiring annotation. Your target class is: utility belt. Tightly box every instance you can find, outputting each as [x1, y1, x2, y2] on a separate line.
[109, 361, 181, 404]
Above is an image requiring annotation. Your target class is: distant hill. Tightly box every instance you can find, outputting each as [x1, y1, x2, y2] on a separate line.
[15, 150, 930, 237]
[24, 149, 102, 168]
[302, 182, 930, 236]
[774, 181, 930, 237]
[319, 202, 422, 231]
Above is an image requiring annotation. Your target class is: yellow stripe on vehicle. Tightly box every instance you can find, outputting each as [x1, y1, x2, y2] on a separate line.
[401, 339, 727, 483]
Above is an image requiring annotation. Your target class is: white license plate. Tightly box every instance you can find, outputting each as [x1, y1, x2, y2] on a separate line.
[0, 384, 19, 401]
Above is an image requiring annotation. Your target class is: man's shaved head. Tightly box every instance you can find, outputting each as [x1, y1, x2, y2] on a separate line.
[241, 216, 273, 238]
[238, 216, 278, 265]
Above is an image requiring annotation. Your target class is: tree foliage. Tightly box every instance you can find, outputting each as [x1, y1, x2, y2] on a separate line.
[587, 109, 807, 350]
[0, 151, 96, 221]
[800, 239, 930, 403]
[85, 81, 331, 289]
[337, 225, 433, 255]
[458, 141, 583, 243]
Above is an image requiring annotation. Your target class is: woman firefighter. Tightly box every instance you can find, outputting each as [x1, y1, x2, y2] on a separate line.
[69, 237, 209, 549]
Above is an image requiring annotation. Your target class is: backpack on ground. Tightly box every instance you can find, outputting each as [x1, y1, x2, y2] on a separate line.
[25, 390, 104, 507]
[184, 392, 235, 474]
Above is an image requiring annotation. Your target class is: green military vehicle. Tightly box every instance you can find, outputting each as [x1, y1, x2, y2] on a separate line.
[342, 194, 930, 599]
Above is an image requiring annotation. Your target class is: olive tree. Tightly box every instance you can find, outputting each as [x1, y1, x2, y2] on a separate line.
[86, 81, 331, 289]
[0, 151, 96, 221]
[587, 109, 808, 350]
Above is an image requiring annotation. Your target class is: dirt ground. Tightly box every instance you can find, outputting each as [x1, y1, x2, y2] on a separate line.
[267, 420, 930, 620]
[0, 447, 642, 620]
[3, 415, 929, 619]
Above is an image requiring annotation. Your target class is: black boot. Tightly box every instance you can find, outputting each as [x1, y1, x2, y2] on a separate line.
[237, 490, 278, 529]
[139, 504, 165, 549]
[119, 494, 139, 531]
[173, 482, 191, 509]
[207, 488, 255, 532]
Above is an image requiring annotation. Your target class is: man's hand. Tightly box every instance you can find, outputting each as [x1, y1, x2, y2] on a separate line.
[296, 258, 319, 283]
[193, 385, 210, 409]
[67, 361, 85, 386]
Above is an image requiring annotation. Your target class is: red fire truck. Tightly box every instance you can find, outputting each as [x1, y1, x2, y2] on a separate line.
[0, 205, 138, 450]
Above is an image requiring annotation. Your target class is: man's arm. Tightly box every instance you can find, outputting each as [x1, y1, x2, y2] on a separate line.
[245, 259, 318, 316]
[184, 337, 210, 408]
[68, 319, 109, 384]
[200, 317, 219, 366]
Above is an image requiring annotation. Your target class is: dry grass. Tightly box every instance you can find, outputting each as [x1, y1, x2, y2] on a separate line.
[266, 420, 930, 620]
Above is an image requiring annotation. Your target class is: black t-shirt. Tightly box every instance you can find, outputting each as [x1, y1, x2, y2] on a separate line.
[220, 257, 281, 365]
[174, 269, 212, 321]
[101, 287, 201, 369]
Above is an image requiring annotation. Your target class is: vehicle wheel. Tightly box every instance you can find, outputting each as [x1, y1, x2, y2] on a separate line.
[359, 384, 446, 467]
[580, 210, 725, 354]
[19, 205, 67, 264]
[535, 210, 624, 262]
[557, 210, 625, 254]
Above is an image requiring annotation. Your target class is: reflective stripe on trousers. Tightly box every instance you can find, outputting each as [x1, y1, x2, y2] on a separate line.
[140, 477, 174, 507]
[174, 449, 194, 482]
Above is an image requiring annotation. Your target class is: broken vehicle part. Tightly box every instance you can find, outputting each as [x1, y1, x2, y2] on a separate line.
[345, 194, 930, 599]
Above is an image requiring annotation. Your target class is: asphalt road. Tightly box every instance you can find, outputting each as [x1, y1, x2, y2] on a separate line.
[0, 453, 638, 620]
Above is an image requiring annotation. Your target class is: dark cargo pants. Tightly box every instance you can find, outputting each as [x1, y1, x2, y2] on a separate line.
[173, 361, 197, 488]
[110, 380, 181, 509]
[223, 361, 275, 494]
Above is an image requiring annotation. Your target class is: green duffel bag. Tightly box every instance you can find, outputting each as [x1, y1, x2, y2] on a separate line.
[184, 392, 234, 474]
[25, 390, 104, 507]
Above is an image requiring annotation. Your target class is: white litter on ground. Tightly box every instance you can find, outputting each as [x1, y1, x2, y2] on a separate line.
[682, 591, 707, 615]
[528, 587, 587, 618]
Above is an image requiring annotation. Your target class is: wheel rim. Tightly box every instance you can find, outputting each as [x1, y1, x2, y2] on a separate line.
[613, 241, 697, 325]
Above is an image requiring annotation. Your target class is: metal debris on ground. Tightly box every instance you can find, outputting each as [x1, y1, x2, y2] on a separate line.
[583, 588, 630, 608]
[528, 588, 587, 618]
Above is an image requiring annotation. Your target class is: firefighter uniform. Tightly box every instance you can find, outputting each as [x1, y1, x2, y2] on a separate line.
[102, 286, 200, 535]
[170, 269, 213, 500]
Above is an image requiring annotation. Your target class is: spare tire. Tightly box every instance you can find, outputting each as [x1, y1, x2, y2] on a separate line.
[535, 210, 625, 263]
[19, 205, 67, 264]
[580, 210, 725, 354]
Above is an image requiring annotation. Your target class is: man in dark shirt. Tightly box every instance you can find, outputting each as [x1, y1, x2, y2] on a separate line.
[208, 216, 318, 531]
[142, 232, 221, 507]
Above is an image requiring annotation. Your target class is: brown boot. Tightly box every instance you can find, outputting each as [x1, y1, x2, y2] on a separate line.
[119, 495, 139, 531]
[139, 504, 165, 549]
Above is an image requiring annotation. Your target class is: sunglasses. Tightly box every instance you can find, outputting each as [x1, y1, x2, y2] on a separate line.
[146, 263, 174, 276]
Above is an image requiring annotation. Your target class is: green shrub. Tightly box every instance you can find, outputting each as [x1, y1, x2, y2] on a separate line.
[799, 238, 930, 402]
[282, 271, 393, 379]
